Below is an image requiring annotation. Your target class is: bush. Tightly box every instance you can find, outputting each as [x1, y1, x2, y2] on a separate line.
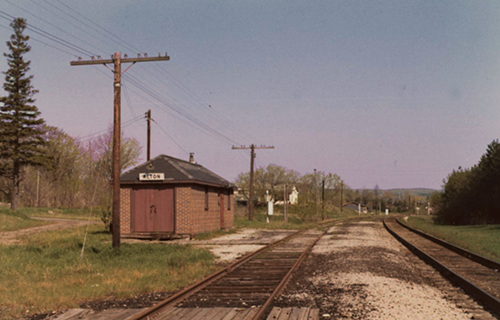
[99, 206, 112, 232]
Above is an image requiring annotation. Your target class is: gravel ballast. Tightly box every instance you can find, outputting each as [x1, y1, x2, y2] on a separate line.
[275, 221, 476, 319]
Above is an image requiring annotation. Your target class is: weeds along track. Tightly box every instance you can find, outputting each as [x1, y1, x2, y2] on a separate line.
[129, 229, 324, 320]
[384, 217, 500, 316]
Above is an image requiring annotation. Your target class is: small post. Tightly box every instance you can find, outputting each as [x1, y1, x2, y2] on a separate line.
[322, 179, 325, 221]
[249, 144, 255, 220]
[36, 169, 39, 207]
[340, 181, 344, 212]
[284, 184, 288, 223]
[146, 109, 151, 161]
[314, 169, 318, 217]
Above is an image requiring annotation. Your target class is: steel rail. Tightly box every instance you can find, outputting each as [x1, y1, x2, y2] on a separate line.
[128, 230, 302, 320]
[252, 231, 326, 320]
[384, 218, 500, 315]
[396, 218, 500, 270]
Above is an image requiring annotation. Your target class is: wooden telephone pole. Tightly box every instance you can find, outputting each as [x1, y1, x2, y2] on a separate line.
[340, 180, 344, 212]
[232, 144, 274, 220]
[146, 109, 151, 161]
[71, 52, 170, 248]
[321, 179, 325, 221]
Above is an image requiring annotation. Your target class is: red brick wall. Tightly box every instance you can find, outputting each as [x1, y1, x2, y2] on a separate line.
[120, 187, 131, 234]
[183, 185, 217, 234]
[175, 186, 191, 234]
[178, 185, 234, 235]
[120, 184, 234, 237]
[224, 191, 234, 229]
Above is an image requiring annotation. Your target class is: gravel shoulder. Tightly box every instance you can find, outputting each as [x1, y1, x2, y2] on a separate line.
[275, 221, 481, 319]
[191, 228, 295, 262]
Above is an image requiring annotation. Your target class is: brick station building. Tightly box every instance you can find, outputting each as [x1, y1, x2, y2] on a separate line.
[119, 154, 235, 239]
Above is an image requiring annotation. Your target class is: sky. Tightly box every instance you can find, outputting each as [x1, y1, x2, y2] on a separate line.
[0, 0, 499, 190]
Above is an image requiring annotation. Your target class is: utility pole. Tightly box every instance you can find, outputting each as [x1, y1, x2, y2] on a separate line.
[340, 180, 344, 212]
[321, 179, 325, 221]
[232, 144, 274, 220]
[36, 169, 39, 207]
[284, 184, 288, 223]
[146, 109, 151, 161]
[314, 169, 318, 217]
[71, 52, 170, 248]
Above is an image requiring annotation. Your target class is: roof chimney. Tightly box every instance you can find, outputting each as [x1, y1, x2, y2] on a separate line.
[189, 153, 194, 163]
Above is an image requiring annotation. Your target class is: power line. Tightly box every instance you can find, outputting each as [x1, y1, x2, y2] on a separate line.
[50, 0, 141, 53]
[4, 0, 104, 55]
[151, 119, 190, 156]
[0, 10, 96, 57]
[129, 69, 247, 144]
[0, 6, 253, 158]
[122, 80, 139, 120]
[140, 64, 253, 143]
[77, 116, 143, 143]
[122, 72, 241, 145]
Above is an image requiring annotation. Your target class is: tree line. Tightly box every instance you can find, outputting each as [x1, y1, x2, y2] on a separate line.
[235, 165, 427, 214]
[7, 126, 141, 209]
[436, 140, 500, 225]
[0, 17, 141, 211]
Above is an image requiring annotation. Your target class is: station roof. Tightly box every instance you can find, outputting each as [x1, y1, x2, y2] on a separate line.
[120, 154, 233, 188]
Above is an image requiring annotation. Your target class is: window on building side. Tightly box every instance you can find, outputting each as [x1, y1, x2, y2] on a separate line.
[205, 187, 209, 210]
[227, 190, 231, 211]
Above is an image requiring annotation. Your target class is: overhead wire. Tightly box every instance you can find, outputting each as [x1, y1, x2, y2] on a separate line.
[122, 72, 241, 145]
[10, 1, 254, 149]
[0, 10, 95, 57]
[151, 119, 190, 156]
[0, 20, 76, 57]
[0, 3, 259, 167]
[120, 77, 237, 145]
[128, 66, 251, 148]
[122, 82, 139, 121]
[4, 0, 104, 55]
[77, 116, 142, 144]
[140, 64, 253, 143]
[33, 0, 129, 55]
[50, 0, 141, 53]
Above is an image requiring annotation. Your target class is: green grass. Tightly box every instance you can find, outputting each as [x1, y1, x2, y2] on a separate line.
[0, 224, 217, 319]
[0, 206, 103, 232]
[405, 215, 500, 263]
[232, 204, 366, 230]
[18, 206, 101, 221]
[0, 208, 52, 232]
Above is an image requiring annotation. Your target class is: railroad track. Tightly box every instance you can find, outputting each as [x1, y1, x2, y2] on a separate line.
[384, 216, 500, 316]
[129, 229, 324, 320]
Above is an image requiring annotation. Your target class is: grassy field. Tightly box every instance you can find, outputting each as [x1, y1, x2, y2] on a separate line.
[0, 204, 365, 319]
[16, 206, 102, 221]
[0, 221, 217, 319]
[232, 204, 362, 231]
[405, 215, 500, 263]
[0, 207, 52, 232]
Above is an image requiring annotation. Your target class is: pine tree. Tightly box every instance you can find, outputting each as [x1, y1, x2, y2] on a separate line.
[0, 18, 47, 211]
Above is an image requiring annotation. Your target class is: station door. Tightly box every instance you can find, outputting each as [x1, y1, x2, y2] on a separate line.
[132, 186, 174, 233]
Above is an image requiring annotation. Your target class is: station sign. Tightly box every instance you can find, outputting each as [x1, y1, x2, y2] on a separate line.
[139, 173, 165, 181]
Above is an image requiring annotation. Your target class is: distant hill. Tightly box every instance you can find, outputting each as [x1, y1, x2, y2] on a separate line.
[355, 188, 439, 198]
[384, 188, 439, 198]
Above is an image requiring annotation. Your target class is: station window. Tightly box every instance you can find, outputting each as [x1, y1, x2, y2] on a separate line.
[205, 187, 209, 210]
